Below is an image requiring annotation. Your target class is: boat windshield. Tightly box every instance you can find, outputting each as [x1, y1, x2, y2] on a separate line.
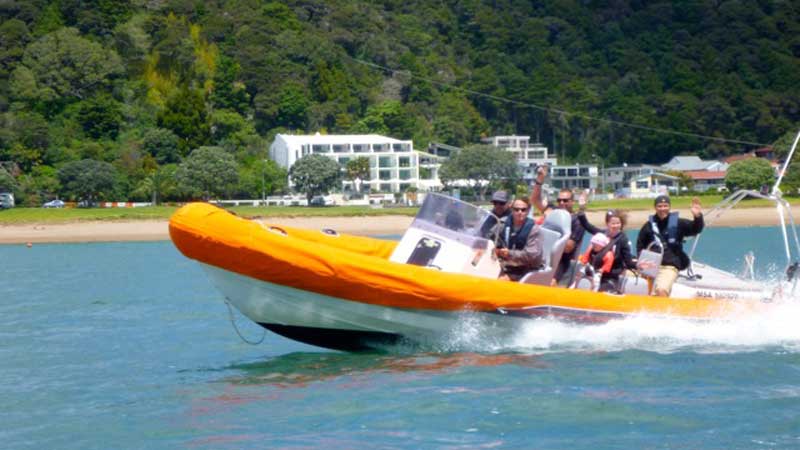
[414, 193, 497, 238]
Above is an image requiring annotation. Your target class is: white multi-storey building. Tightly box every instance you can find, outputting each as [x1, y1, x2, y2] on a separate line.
[482, 135, 600, 190]
[482, 135, 557, 182]
[270, 133, 442, 193]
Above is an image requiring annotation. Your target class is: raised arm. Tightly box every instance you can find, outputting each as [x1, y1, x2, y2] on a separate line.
[530, 165, 548, 214]
[687, 197, 704, 236]
[577, 212, 603, 236]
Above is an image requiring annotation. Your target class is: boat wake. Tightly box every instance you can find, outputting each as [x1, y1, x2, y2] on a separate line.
[438, 293, 800, 355]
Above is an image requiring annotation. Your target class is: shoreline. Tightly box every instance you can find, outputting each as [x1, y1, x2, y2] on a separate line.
[0, 206, 795, 244]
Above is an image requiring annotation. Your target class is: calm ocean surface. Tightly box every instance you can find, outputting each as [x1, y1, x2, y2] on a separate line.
[3, 227, 800, 449]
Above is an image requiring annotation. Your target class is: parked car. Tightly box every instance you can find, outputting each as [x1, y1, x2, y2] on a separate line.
[0, 192, 13, 209]
[309, 195, 334, 207]
[43, 199, 65, 208]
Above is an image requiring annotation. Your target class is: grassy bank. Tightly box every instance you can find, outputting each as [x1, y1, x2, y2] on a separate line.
[0, 204, 419, 225]
[0, 196, 796, 225]
[583, 195, 800, 210]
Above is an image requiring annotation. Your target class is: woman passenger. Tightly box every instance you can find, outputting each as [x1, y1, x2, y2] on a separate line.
[576, 194, 636, 292]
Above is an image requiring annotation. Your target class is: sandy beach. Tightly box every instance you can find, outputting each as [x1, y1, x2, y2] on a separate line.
[0, 206, 795, 244]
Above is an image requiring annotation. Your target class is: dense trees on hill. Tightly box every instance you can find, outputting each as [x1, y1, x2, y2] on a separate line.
[0, 0, 799, 205]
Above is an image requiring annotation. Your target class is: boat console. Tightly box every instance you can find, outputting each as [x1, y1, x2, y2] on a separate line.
[389, 194, 502, 279]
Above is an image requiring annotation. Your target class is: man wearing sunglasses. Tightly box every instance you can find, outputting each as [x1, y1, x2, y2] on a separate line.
[530, 165, 585, 286]
[480, 190, 512, 237]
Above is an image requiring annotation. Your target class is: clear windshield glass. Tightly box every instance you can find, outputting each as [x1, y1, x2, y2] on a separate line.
[414, 193, 498, 239]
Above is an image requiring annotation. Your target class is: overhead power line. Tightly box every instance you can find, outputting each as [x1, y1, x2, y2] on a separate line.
[347, 56, 771, 148]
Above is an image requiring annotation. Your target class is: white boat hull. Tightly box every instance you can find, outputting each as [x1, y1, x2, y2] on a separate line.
[203, 264, 533, 350]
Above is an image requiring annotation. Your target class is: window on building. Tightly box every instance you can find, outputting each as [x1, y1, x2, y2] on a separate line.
[398, 156, 410, 168]
[579, 167, 589, 176]
[392, 143, 410, 152]
[636, 180, 649, 189]
[378, 156, 393, 168]
[339, 157, 350, 165]
[399, 169, 412, 180]
[379, 170, 392, 180]
[554, 168, 566, 177]
[352, 144, 369, 153]
[373, 143, 389, 152]
[497, 139, 510, 147]
[527, 150, 545, 159]
[301, 144, 310, 155]
[332, 144, 348, 153]
[379, 183, 392, 192]
[312, 144, 330, 153]
[567, 168, 577, 177]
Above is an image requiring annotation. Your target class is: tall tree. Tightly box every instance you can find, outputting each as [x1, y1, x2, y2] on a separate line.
[289, 154, 340, 202]
[142, 128, 181, 164]
[78, 93, 123, 139]
[157, 87, 210, 155]
[132, 164, 178, 205]
[57, 159, 117, 205]
[725, 158, 776, 192]
[176, 146, 238, 200]
[345, 156, 370, 194]
[10, 28, 123, 106]
[0, 166, 17, 192]
[210, 55, 250, 114]
[439, 145, 520, 200]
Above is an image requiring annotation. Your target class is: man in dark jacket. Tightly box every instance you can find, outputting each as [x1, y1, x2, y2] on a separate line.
[530, 166, 585, 286]
[480, 190, 511, 238]
[636, 195, 704, 296]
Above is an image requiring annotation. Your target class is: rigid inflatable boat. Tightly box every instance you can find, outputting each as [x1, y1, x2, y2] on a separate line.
[170, 184, 800, 351]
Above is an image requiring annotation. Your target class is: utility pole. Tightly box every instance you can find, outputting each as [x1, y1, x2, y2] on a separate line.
[261, 159, 266, 206]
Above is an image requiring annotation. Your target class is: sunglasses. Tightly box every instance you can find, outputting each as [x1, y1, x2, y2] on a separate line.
[512, 207, 528, 212]
[557, 198, 572, 203]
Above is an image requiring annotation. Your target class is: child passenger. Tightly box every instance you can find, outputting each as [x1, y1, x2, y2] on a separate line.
[579, 233, 615, 286]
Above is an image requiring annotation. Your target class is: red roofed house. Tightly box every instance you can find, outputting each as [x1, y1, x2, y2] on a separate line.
[684, 170, 727, 192]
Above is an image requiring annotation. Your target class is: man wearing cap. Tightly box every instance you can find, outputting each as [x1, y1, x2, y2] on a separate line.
[480, 190, 512, 237]
[636, 195, 704, 297]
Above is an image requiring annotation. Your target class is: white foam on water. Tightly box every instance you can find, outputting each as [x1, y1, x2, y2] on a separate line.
[435, 287, 800, 354]
[506, 299, 800, 354]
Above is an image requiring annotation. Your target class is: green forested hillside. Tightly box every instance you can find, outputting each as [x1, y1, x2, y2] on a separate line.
[1, 0, 799, 205]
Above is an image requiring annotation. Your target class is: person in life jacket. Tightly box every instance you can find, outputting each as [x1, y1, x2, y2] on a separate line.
[575, 193, 637, 293]
[578, 233, 615, 289]
[492, 197, 545, 281]
[636, 194, 704, 296]
[480, 190, 512, 238]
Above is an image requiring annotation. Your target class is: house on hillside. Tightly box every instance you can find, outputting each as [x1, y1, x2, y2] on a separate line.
[662, 155, 728, 172]
[684, 170, 727, 193]
[602, 164, 660, 193]
[625, 172, 680, 198]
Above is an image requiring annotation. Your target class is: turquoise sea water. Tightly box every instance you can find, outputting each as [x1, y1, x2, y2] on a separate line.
[3, 227, 800, 449]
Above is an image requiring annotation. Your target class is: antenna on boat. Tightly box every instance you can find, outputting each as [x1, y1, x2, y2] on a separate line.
[772, 130, 800, 196]
[689, 130, 800, 288]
